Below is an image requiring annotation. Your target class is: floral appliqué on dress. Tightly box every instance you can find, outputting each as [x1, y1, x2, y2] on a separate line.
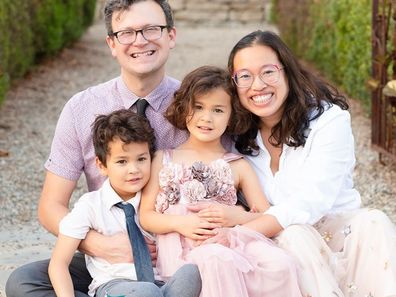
[155, 151, 238, 213]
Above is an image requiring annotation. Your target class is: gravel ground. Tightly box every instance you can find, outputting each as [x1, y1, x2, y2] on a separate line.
[0, 19, 395, 296]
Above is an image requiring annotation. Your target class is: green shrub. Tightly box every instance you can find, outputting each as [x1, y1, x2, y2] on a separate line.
[0, 0, 97, 105]
[273, 0, 372, 109]
[33, 0, 68, 56]
[0, 72, 9, 106]
[2, 1, 34, 79]
[83, 0, 98, 27]
[0, 0, 9, 102]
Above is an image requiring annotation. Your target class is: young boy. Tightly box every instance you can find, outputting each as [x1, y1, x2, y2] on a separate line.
[48, 109, 200, 297]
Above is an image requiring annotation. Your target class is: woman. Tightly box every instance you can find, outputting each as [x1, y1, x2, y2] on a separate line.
[194, 30, 396, 296]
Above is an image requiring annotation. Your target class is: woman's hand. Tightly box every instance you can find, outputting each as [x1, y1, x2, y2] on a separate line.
[187, 202, 254, 227]
[176, 213, 220, 241]
[200, 227, 231, 247]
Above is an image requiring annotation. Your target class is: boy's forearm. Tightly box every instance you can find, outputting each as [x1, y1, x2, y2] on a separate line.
[49, 235, 83, 296]
[48, 260, 75, 297]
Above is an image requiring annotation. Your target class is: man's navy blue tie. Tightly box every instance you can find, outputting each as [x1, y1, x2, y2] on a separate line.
[116, 202, 155, 282]
[135, 98, 148, 117]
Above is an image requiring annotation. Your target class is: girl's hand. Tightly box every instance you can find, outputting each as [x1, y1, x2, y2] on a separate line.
[187, 202, 248, 227]
[177, 213, 220, 241]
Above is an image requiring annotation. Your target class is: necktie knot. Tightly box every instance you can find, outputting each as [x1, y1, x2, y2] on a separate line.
[116, 202, 135, 219]
[135, 98, 148, 116]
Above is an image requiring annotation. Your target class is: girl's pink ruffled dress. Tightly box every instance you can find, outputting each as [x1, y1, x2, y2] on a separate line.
[155, 150, 302, 297]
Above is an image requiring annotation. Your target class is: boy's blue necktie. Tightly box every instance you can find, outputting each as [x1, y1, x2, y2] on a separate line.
[116, 202, 155, 282]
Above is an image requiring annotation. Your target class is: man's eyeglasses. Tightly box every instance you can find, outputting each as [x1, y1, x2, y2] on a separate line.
[232, 64, 284, 88]
[111, 25, 169, 45]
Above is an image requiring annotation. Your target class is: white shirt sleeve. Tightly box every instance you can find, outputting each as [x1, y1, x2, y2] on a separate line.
[59, 193, 95, 239]
[264, 107, 358, 227]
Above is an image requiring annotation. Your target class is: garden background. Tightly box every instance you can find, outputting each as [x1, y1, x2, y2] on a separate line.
[0, 1, 394, 296]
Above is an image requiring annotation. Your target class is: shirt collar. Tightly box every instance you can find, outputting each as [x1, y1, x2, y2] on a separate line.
[102, 178, 142, 211]
[116, 77, 139, 109]
[256, 131, 266, 151]
[255, 131, 290, 156]
[116, 76, 175, 111]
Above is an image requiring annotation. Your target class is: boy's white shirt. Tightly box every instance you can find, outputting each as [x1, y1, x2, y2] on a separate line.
[59, 178, 158, 296]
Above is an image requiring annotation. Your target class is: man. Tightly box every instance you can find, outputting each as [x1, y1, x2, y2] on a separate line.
[6, 1, 201, 296]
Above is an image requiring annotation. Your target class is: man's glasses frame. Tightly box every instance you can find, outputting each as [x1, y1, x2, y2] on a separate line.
[111, 25, 170, 45]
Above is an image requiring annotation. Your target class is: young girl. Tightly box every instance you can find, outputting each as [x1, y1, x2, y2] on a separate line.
[139, 66, 302, 297]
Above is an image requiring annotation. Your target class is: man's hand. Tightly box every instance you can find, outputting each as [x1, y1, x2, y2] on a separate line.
[80, 231, 158, 266]
[79, 231, 133, 264]
[145, 237, 157, 266]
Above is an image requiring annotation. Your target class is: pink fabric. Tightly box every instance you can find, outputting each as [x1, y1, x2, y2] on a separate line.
[155, 150, 242, 212]
[45, 76, 188, 191]
[157, 205, 302, 297]
[155, 151, 302, 297]
[274, 209, 396, 296]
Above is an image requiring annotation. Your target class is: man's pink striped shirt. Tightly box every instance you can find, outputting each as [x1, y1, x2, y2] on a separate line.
[45, 76, 188, 191]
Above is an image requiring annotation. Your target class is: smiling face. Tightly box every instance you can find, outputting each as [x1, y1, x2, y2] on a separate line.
[186, 87, 232, 145]
[97, 138, 151, 201]
[106, 0, 176, 81]
[233, 44, 289, 128]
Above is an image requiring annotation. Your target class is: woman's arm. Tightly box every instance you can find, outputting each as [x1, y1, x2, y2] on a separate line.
[48, 234, 81, 297]
[243, 214, 283, 237]
[139, 151, 219, 241]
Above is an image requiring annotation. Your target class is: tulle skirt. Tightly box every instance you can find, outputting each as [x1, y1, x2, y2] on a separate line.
[275, 208, 396, 297]
[156, 204, 302, 297]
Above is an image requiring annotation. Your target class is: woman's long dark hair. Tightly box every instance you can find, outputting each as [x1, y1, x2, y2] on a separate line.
[228, 30, 348, 155]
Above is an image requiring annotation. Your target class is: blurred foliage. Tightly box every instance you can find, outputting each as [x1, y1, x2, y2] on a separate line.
[0, 0, 97, 106]
[272, 0, 372, 109]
